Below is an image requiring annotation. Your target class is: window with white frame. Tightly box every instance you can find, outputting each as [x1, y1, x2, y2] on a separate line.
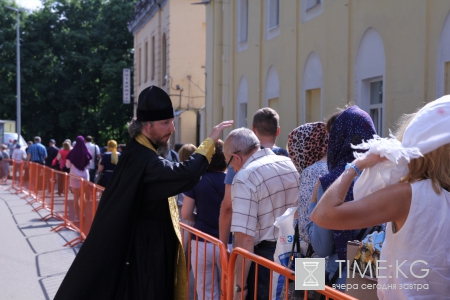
[268, 0, 279, 30]
[369, 80, 384, 135]
[237, 0, 248, 44]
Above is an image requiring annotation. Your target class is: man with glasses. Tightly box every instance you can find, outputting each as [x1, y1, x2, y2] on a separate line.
[224, 128, 299, 300]
[219, 107, 289, 250]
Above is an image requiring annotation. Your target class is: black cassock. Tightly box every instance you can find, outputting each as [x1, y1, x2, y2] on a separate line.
[55, 138, 207, 300]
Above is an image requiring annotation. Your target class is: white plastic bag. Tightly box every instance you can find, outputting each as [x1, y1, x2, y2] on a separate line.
[272, 207, 306, 300]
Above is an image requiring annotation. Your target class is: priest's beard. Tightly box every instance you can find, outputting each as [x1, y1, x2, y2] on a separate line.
[156, 141, 170, 158]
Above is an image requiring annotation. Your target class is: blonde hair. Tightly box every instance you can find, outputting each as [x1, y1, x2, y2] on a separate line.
[107, 140, 119, 165]
[397, 113, 450, 194]
[62, 142, 71, 151]
[178, 144, 197, 162]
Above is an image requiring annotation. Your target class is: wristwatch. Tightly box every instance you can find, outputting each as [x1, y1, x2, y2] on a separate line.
[234, 283, 248, 293]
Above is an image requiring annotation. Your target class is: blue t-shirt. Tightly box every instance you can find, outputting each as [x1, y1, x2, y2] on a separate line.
[184, 171, 226, 240]
[224, 146, 289, 185]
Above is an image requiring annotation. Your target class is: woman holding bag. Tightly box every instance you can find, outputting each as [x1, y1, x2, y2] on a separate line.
[287, 121, 329, 244]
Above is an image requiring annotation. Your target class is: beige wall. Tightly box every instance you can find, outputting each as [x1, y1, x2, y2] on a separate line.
[205, 0, 450, 147]
[132, 0, 206, 145]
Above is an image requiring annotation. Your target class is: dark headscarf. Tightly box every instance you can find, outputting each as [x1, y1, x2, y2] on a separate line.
[66, 136, 93, 171]
[288, 122, 329, 174]
[319, 105, 376, 260]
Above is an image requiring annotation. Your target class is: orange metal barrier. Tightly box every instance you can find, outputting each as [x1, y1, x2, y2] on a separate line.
[227, 247, 358, 300]
[8, 160, 104, 248]
[180, 222, 229, 300]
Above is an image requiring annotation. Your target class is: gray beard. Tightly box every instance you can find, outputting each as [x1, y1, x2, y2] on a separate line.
[156, 142, 170, 158]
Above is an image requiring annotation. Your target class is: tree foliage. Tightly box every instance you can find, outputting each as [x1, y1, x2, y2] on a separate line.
[0, 0, 134, 146]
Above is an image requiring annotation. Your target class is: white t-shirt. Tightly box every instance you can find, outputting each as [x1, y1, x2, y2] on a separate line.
[85, 142, 100, 170]
[12, 148, 26, 161]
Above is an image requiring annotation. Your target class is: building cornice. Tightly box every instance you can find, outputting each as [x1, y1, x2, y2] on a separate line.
[127, 0, 168, 35]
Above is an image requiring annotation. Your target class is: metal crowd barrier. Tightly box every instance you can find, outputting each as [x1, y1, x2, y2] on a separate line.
[9, 160, 104, 248]
[180, 222, 230, 300]
[8, 159, 359, 300]
[227, 247, 358, 300]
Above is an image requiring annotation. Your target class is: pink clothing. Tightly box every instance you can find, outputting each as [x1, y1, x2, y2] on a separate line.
[58, 149, 70, 170]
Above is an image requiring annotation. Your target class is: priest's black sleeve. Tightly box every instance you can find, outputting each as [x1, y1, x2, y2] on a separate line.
[143, 152, 208, 199]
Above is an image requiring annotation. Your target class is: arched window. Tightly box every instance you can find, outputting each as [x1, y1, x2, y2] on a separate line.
[302, 51, 323, 123]
[264, 66, 280, 112]
[236, 76, 248, 128]
[437, 12, 450, 97]
[355, 28, 386, 136]
[161, 33, 167, 86]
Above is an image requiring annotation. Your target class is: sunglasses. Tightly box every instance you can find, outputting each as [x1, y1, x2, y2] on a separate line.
[226, 150, 241, 169]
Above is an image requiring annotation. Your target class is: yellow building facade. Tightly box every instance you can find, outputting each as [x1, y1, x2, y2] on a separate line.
[205, 0, 450, 147]
[128, 0, 206, 146]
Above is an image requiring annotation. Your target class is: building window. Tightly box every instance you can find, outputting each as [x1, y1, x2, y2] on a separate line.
[369, 80, 384, 135]
[445, 62, 450, 95]
[305, 88, 321, 123]
[238, 103, 247, 128]
[161, 34, 167, 86]
[301, 0, 323, 22]
[268, 0, 279, 29]
[266, 0, 280, 40]
[237, 76, 248, 127]
[138, 47, 142, 85]
[151, 36, 155, 81]
[305, 0, 321, 11]
[238, 0, 248, 43]
[144, 42, 148, 82]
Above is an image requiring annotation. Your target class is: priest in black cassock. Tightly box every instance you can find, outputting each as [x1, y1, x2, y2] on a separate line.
[54, 85, 233, 300]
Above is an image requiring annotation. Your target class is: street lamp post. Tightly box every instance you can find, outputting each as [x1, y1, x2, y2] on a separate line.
[5, 5, 21, 142]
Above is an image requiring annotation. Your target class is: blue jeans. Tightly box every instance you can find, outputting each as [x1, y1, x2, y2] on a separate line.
[247, 241, 276, 300]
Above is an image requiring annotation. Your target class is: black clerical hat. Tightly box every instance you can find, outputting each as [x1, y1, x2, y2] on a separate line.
[136, 86, 174, 122]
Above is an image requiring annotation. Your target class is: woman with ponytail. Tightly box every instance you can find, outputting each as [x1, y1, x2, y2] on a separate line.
[98, 140, 121, 187]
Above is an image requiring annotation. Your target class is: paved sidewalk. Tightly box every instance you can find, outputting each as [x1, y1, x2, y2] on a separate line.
[0, 182, 81, 300]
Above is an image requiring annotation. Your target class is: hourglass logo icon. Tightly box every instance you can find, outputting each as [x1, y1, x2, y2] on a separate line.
[295, 258, 325, 290]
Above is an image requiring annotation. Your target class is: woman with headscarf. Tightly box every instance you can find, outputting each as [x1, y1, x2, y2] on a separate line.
[98, 140, 120, 187]
[312, 97, 450, 299]
[66, 136, 92, 221]
[287, 122, 329, 244]
[305, 105, 376, 288]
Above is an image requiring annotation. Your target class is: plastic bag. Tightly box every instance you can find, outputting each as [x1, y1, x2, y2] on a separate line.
[272, 207, 306, 300]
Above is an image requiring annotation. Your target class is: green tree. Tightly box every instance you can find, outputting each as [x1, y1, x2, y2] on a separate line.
[0, 0, 134, 147]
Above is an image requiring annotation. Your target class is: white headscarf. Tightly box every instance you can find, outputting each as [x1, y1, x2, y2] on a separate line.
[352, 95, 450, 199]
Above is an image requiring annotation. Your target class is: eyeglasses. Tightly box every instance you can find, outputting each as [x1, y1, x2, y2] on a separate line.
[226, 150, 241, 169]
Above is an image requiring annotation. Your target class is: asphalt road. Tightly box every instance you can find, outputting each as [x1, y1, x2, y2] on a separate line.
[0, 182, 81, 300]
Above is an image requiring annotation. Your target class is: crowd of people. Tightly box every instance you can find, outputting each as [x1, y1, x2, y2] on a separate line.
[5, 84, 448, 299]
[1, 135, 126, 189]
